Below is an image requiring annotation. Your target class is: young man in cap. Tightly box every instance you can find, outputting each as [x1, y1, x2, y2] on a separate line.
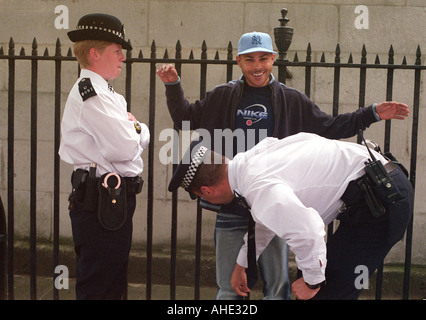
[59, 13, 149, 299]
[169, 133, 413, 299]
[156, 31, 409, 299]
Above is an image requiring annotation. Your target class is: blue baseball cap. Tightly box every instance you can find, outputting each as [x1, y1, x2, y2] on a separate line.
[237, 31, 277, 56]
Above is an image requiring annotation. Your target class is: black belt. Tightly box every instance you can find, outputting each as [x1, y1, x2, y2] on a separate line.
[71, 170, 143, 195]
[69, 170, 143, 214]
[121, 176, 144, 195]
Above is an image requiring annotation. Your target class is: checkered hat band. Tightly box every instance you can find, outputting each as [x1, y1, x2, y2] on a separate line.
[76, 25, 124, 39]
[181, 146, 208, 190]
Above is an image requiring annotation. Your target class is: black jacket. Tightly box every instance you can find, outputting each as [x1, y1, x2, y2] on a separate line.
[164, 75, 377, 143]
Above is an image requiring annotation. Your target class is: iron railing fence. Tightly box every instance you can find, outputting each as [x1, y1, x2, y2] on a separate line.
[0, 21, 423, 300]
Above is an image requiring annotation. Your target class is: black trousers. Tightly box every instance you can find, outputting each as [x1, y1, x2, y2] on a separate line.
[312, 167, 414, 299]
[69, 194, 136, 300]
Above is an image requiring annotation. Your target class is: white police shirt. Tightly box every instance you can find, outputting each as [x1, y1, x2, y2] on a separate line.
[59, 69, 150, 177]
[228, 133, 387, 285]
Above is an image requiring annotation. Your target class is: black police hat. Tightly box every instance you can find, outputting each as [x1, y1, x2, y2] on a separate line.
[67, 13, 132, 50]
[168, 139, 209, 199]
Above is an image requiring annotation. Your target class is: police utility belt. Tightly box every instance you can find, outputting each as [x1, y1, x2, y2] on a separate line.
[69, 163, 143, 231]
[340, 131, 406, 220]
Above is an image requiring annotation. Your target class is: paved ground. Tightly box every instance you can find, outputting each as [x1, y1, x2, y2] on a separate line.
[3, 241, 425, 300]
[8, 275, 264, 300]
[7, 267, 425, 300]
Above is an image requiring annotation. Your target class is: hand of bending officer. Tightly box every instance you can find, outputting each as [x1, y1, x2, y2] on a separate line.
[291, 277, 320, 300]
[231, 263, 251, 297]
[156, 64, 179, 83]
[375, 101, 409, 120]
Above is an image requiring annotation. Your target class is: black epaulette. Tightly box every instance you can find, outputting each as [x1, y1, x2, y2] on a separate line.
[78, 78, 97, 101]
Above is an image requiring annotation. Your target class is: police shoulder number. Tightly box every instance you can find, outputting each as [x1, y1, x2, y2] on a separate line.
[78, 78, 97, 101]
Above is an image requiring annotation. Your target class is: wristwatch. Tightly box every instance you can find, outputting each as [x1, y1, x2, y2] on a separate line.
[305, 280, 325, 290]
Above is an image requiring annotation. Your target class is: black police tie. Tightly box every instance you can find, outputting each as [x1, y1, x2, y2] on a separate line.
[234, 191, 257, 290]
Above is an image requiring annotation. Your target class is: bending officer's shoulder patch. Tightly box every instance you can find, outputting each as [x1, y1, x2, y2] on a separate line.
[78, 78, 97, 101]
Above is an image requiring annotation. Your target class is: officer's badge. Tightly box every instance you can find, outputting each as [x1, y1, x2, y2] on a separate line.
[134, 122, 142, 134]
[78, 78, 97, 101]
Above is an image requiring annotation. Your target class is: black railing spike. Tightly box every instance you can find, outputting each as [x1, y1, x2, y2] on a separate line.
[388, 45, 394, 64]
[175, 41, 182, 60]
[227, 41, 233, 52]
[307, 43, 311, 54]
[32, 38, 38, 50]
[43, 48, 49, 56]
[67, 48, 72, 57]
[361, 44, 367, 63]
[214, 51, 219, 60]
[227, 41, 233, 60]
[151, 40, 156, 58]
[201, 40, 207, 59]
[335, 44, 341, 63]
[415, 45, 421, 65]
[402, 56, 407, 65]
[375, 54, 380, 64]
[163, 49, 169, 59]
[189, 50, 194, 60]
[306, 43, 312, 62]
[20, 47, 25, 56]
[293, 52, 299, 62]
[32, 43, 37, 58]
[320, 52, 326, 62]
[0, 47, 3, 55]
[348, 53, 353, 64]
[335, 43, 341, 55]
[9, 37, 14, 50]
[55, 38, 61, 56]
[138, 50, 143, 59]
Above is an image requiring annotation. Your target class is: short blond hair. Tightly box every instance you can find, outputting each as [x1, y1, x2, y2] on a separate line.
[73, 40, 111, 68]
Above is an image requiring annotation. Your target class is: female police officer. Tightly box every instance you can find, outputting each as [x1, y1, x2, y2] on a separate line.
[59, 13, 149, 299]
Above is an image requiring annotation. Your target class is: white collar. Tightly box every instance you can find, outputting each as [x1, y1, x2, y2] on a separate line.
[227, 159, 239, 195]
[80, 69, 109, 88]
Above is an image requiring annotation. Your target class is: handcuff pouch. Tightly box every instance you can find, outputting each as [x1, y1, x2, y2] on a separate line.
[97, 173, 127, 231]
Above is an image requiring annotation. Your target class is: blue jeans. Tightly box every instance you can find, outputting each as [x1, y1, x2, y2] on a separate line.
[215, 212, 290, 300]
